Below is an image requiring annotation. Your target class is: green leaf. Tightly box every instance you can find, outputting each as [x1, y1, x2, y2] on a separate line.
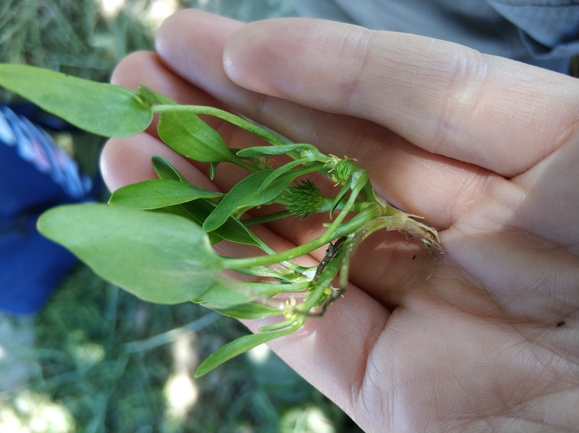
[38, 204, 223, 304]
[151, 155, 186, 182]
[209, 162, 218, 180]
[150, 90, 237, 165]
[0, 64, 153, 137]
[203, 169, 297, 232]
[148, 156, 261, 246]
[195, 326, 298, 377]
[109, 179, 222, 210]
[330, 182, 351, 219]
[324, 170, 370, 238]
[140, 86, 239, 165]
[180, 200, 262, 247]
[137, 85, 164, 105]
[236, 143, 317, 157]
[233, 265, 292, 279]
[193, 281, 254, 308]
[204, 162, 325, 232]
[148, 204, 224, 245]
[194, 278, 284, 308]
[259, 158, 311, 193]
[212, 303, 284, 320]
[258, 320, 296, 332]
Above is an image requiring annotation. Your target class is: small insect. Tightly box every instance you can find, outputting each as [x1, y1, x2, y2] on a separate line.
[412, 254, 416, 260]
[556, 320, 565, 327]
[313, 236, 348, 284]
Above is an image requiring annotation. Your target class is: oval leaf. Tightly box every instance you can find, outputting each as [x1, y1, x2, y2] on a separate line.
[157, 109, 236, 164]
[38, 204, 223, 304]
[109, 179, 223, 210]
[138, 85, 237, 164]
[0, 64, 153, 137]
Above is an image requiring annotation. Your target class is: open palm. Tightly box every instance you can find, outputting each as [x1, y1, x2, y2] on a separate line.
[101, 10, 579, 433]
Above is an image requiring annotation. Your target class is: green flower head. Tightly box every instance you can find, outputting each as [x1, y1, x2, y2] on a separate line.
[282, 180, 322, 218]
[325, 155, 356, 185]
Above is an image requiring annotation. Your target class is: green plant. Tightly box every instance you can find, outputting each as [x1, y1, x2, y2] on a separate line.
[0, 63, 442, 376]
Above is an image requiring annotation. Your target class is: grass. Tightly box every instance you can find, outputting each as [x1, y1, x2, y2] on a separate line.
[0, 0, 363, 431]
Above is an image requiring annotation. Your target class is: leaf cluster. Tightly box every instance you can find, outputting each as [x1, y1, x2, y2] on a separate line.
[0, 64, 442, 376]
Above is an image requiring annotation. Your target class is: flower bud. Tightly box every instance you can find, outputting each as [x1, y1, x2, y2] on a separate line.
[325, 155, 356, 185]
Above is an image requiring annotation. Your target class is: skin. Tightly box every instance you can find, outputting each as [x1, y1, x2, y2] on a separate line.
[101, 10, 579, 433]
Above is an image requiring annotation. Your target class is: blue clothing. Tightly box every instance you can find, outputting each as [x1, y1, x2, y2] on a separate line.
[293, 0, 579, 74]
[0, 105, 97, 314]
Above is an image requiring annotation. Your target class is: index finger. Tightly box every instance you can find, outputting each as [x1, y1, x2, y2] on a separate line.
[223, 18, 579, 177]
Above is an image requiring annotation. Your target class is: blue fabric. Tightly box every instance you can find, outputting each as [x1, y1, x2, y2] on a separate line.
[487, 0, 579, 58]
[0, 216, 78, 314]
[294, 0, 579, 74]
[0, 105, 97, 314]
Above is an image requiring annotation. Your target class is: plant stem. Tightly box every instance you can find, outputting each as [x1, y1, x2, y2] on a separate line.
[222, 204, 383, 270]
[319, 171, 368, 244]
[242, 195, 373, 227]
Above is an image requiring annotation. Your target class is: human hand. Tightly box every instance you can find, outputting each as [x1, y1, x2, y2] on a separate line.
[100, 10, 579, 433]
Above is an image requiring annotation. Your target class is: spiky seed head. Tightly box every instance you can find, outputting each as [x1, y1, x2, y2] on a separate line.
[282, 180, 322, 218]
